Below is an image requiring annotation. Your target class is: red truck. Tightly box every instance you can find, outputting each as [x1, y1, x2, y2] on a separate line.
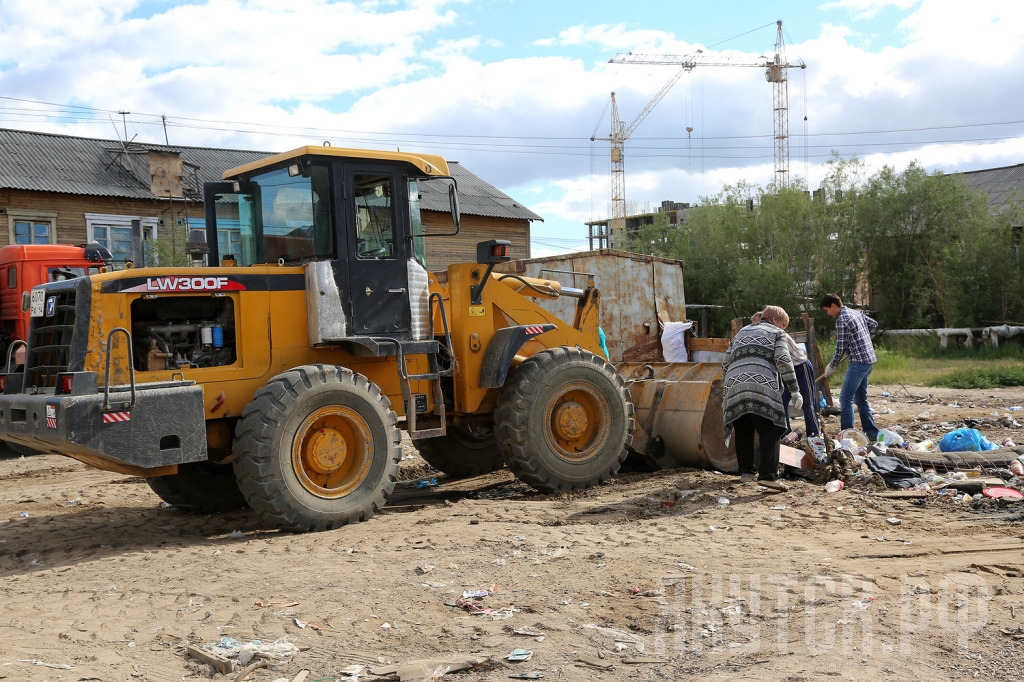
[0, 243, 111, 367]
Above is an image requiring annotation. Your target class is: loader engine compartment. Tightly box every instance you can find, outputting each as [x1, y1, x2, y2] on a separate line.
[130, 296, 237, 371]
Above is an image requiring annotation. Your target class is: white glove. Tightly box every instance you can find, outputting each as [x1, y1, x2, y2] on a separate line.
[789, 392, 803, 412]
[823, 365, 835, 379]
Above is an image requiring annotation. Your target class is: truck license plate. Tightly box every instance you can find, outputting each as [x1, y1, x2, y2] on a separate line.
[29, 289, 46, 317]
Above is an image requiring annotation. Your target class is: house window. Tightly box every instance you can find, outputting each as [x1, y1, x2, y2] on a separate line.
[85, 214, 158, 265]
[7, 210, 57, 245]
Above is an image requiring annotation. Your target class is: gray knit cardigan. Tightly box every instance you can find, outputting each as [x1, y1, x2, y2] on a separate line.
[722, 321, 800, 437]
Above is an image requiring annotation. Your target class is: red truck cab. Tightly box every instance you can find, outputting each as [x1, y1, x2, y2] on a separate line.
[0, 244, 110, 364]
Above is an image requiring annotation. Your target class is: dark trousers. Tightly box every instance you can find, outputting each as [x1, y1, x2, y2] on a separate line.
[733, 413, 785, 480]
[782, 359, 821, 435]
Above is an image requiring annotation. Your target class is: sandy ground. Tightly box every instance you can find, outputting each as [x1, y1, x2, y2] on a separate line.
[0, 384, 1022, 682]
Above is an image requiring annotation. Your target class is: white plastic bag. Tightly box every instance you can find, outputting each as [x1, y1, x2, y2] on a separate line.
[661, 320, 693, 363]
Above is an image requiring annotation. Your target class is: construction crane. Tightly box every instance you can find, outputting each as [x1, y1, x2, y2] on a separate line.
[608, 20, 805, 190]
[590, 67, 690, 249]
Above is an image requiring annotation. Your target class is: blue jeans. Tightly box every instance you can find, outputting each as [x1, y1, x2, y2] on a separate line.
[840, 361, 878, 440]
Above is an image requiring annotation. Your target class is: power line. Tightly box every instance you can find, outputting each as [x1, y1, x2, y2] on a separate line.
[3, 94, 1024, 143]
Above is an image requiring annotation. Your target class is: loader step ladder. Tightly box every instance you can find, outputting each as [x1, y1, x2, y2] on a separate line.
[374, 292, 455, 440]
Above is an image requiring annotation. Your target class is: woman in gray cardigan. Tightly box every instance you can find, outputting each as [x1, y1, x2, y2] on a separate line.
[723, 305, 802, 491]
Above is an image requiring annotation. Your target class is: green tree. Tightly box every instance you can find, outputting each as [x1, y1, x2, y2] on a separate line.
[943, 195, 1024, 326]
[854, 163, 988, 328]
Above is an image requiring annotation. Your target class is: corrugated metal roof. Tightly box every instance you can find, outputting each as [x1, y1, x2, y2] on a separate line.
[959, 162, 1024, 209]
[419, 162, 543, 222]
[0, 128, 542, 222]
[0, 128, 270, 199]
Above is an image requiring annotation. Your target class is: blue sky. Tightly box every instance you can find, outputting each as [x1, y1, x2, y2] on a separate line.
[1, 0, 1022, 255]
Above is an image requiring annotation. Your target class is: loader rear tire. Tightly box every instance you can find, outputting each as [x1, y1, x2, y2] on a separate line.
[495, 347, 634, 492]
[232, 364, 400, 532]
[146, 462, 247, 513]
[412, 424, 505, 478]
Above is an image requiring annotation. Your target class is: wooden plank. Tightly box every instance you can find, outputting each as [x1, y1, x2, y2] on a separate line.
[779, 444, 817, 470]
[687, 337, 730, 352]
[185, 645, 234, 675]
[803, 313, 833, 407]
[730, 317, 744, 339]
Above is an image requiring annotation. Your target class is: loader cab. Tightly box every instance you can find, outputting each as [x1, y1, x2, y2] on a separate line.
[204, 147, 457, 345]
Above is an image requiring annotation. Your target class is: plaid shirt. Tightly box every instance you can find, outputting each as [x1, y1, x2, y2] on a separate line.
[829, 306, 877, 369]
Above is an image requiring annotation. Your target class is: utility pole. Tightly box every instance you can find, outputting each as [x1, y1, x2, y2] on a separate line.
[161, 115, 169, 145]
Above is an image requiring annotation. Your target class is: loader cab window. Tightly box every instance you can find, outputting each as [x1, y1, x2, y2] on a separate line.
[233, 163, 335, 266]
[354, 173, 395, 259]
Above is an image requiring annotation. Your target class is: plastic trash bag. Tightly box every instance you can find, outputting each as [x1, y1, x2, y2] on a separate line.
[939, 427, 1000, 453]
[661, 320, 693, 363]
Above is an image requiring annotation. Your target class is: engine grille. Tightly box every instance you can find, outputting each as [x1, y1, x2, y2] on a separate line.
[26, 290, 77, 389]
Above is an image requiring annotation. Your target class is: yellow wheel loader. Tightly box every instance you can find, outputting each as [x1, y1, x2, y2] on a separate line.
[0, 146, 642, 531]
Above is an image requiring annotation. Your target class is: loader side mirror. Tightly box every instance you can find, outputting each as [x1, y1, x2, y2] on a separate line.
[477, 240, 511, 264]
[449, 182, 460, 229]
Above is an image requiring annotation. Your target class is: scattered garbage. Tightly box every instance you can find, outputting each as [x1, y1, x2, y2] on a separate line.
[911, 440, 937, 453]
[886, 517, 902, 525]
[17, 659, 73, 670]
[1009, 406, 1022, 411]
[769, 505, 787, 511]
[1004, 438, 1017, 448]
[507, 649, 533, 662]
[371, 656, 487, 681]
[513, 627, 546, 637]
[582, 623, 647, 652]
[825, 480, 844, 493]
[876, 429, 904, 447]
[416, 478, 438, 489]
[18, 511, 28, 517]
[865, 456, 927, 489]
[227, 530, 245, 539]
[416, 563, 436, 575]
[839, 429, 869, 448]
[881, 392, 890, 397]
[807, 436, 828, 463]
[716, 497, 730, 508]
[1009, 460, 1024, 477]
[202, 636, 298, 666]
[982, 487, 1024, 499]
[939, 428, 1000, 452]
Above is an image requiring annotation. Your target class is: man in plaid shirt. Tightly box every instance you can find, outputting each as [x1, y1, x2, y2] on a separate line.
[820, 293, 879, 440]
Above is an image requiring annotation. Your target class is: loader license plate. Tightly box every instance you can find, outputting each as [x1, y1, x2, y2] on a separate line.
[29, 289, 46, 317]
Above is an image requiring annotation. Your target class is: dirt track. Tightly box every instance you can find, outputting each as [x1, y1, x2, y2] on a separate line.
[0, 385, 1022, 682]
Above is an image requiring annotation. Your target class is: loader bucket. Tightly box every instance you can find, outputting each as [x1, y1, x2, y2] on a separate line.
[617, 362, 738, 473]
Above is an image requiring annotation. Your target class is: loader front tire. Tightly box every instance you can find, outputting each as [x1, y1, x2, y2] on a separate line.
[232, 365, 400, 532]
[495, 347, 634, 492]
[412, 424, 505, 478]
[146, 462, 247, 513]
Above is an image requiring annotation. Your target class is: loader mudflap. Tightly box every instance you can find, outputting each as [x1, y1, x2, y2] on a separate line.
[0, 372, 207, 470]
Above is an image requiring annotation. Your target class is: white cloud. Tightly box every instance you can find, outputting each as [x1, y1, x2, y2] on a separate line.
[0, 0, 1023, 249]
[819, 0, 920, 20]
[534, 24, 675, 51]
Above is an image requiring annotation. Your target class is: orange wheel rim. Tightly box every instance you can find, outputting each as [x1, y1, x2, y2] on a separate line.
[544, 381, 611, 461]
[291, 406, 373, 499]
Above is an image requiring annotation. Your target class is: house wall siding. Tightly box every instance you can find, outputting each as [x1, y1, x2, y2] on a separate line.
[0, 188, 198, 246]
[422, 210, 531, 270]
[0, 190, 532, 268]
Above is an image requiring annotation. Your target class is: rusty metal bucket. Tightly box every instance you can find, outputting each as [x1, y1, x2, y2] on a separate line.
[617, 362, 738, 473]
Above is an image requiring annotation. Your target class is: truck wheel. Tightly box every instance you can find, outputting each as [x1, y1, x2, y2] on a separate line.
[146, 462, 247, 512]
[232, 365, 400, 532]
[495, 347, 634, 492]
[412, 424, 505, 478]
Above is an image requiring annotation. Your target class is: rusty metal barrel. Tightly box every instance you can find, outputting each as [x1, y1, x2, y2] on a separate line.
[616, 362, 738, 473]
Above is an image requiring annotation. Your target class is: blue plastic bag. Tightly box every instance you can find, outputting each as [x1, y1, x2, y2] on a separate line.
[939, 427, 1000, 453]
